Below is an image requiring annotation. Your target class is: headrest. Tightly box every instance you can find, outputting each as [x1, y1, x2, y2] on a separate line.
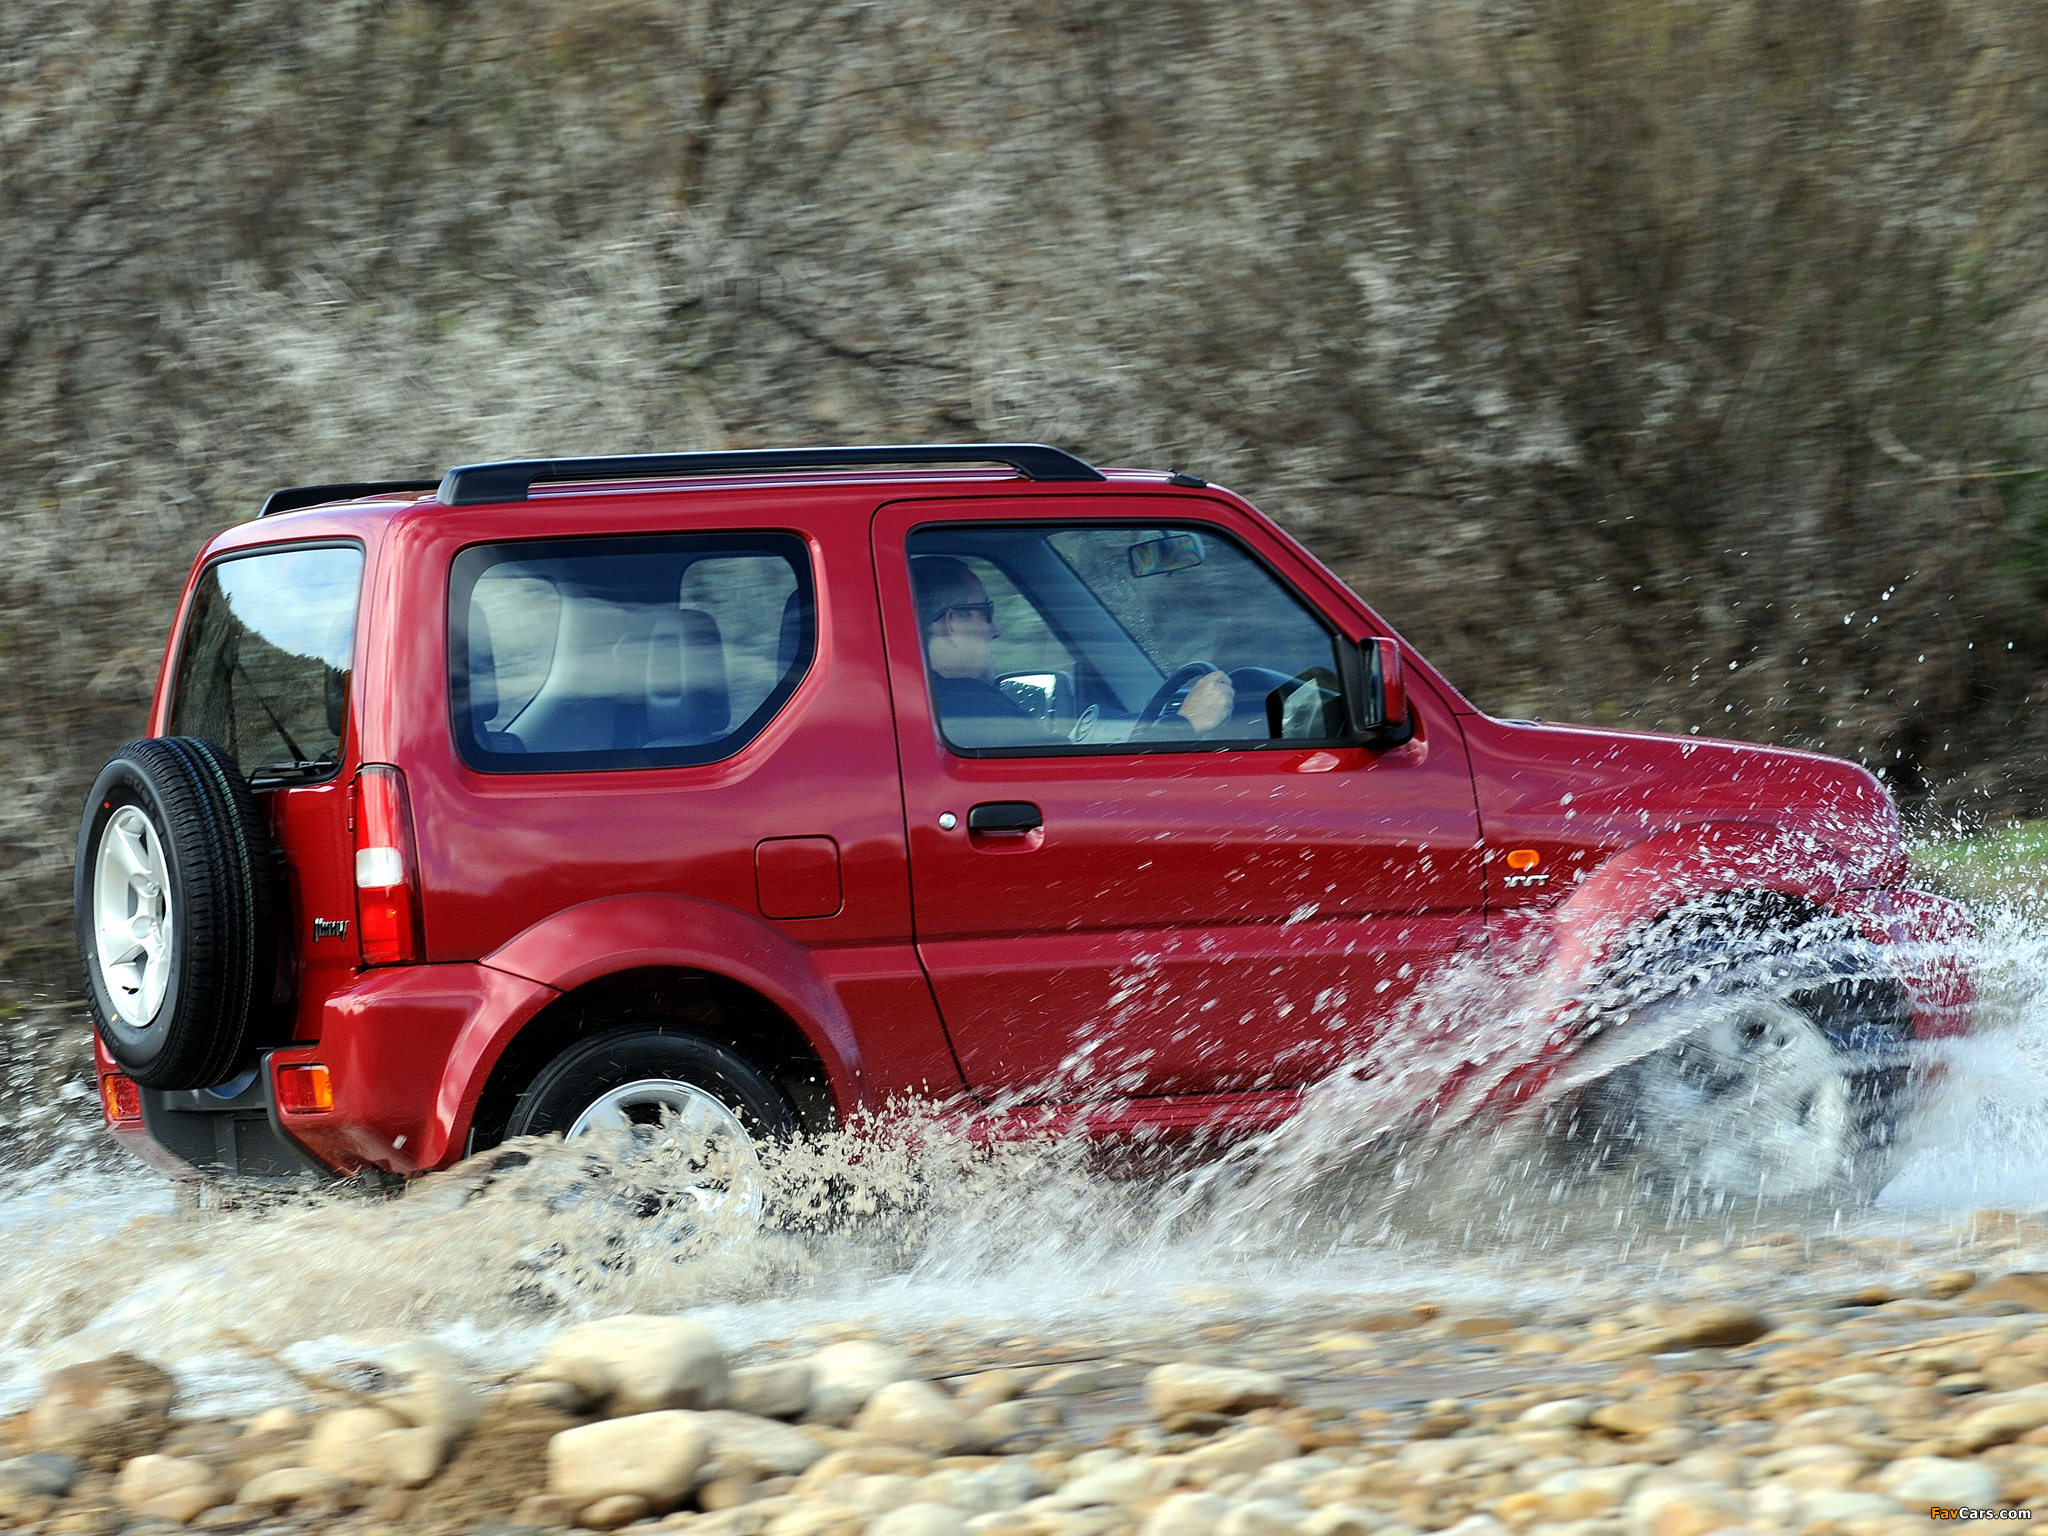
[645, 607, 730, 746]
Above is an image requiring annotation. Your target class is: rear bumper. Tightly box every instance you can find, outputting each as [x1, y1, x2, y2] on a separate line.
[99, 960, 560, 1183]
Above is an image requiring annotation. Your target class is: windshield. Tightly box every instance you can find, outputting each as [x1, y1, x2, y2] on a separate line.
[168, 544, 365, 785]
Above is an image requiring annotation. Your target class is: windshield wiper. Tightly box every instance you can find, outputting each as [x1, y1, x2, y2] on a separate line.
[250, 755, 336, 783]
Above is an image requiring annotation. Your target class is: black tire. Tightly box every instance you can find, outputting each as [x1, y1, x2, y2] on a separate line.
[1551, 895, 1914, 1204]
[506, 1026, 799, 1143]
[75, 738, 280, 1090]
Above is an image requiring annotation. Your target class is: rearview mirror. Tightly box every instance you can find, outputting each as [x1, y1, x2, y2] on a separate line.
[1127, 531, 1205, 578]
[1340, 636, 1414, 746]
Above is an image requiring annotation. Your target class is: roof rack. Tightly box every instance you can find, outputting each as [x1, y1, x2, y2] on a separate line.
[259, 480, 440, 518]
[435, 444, 1105, 506]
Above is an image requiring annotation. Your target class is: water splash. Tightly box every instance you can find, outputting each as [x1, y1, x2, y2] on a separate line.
[0, 886, 2043, 1418]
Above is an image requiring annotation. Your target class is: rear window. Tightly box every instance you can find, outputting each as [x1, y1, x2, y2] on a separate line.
[168, 543, 365, 785]
[449, 532, 815, 773]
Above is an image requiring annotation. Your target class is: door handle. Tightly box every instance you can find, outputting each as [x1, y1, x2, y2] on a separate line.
[967, 801, 1043, 834]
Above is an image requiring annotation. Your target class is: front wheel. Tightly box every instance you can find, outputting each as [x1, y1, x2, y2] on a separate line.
[1552, 902, 1913, 1205]
[505, 1027, 797, 1220]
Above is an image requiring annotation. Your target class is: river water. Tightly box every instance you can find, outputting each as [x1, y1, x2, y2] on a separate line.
[2, 895, 2043, 1423]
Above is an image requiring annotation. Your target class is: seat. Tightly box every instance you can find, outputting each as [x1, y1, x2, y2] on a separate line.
[466, 606, 526, 753]
[643, 607, 731, 748]
[776, 587, 811, 676]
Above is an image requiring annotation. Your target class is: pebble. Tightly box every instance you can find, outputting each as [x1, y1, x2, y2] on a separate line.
[1145, 1364, 1292, 1419]
[548, 1410, 708, 1510]
[853, 1380, 974, 1453]
[113, 1454, 225, 1524]
[806, 1339, 916, 1425]
[532, 1314, 731, 1415]
[732, 1360, 817, 1420]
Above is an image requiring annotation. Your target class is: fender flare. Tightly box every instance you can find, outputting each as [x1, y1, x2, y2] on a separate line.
[1541, 820, 1864, 996]
[456, 893, 866, 1131]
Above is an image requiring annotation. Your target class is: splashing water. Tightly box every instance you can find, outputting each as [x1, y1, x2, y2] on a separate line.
[2, 883, 2045, 1418]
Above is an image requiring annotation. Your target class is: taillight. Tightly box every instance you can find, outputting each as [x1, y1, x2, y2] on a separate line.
[275, 1063, 334, 1114]
[351, 764, 422, 966]
[100, 1072, 142, 1125]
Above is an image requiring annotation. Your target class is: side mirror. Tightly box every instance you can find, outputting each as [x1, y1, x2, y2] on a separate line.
[1340, 636, 1414, 746]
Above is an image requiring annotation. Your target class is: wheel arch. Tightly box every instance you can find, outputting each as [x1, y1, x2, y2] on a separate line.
[454, 894, 861, 1154]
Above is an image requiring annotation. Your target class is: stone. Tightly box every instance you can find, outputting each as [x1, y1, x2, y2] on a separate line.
[1927, 1270, 1978, 1300]
[699, 1409, 831, 1475]
[871, 1502, 973, 1536]
[1970, 1273, 2048, 1312]
[1797, 1490, 1903, 1525]
[1145, 1365, 1292, 1420]
[27, 1354, 178, 1470]
[1185, 1427, 1301, 1480]
[548, 1409, 708, 1510]
[1299, 1506, 1382, 1536]
[1531, 1466, 1647, 1519]
[371, 1423, 452, 1487]
[506, 1378, 592, 1414]
[1218, 1498, 1309, 1536]
[114, 1455, 226, 1524]
[1049, 1456, 1165, 1507]
[582, 1492, 656, 1529]
[245, 1407, 304, 1436]
[1771, 1405, 1879, 1448]
[533, 1315, 730, 1415]
[806, 1340, 915, 1425]
[732, 1361, 816, 1420]
[1983, 1357, 2048, 1391]
[913, 1462, 1043, 1513]
[1590, 1401, 1686, 1436]
[306, 1405, 409, 1482]
[511, 1490, 585, 1527]
[1878, 1455, 2002, 1507]
[1656, 1307, 1768, 1350]
[1954, 1393, 2048, 1450]
[855, 1380, 973, 1453]
[237, 1465, 351, 1510]
[1518, 1400, 1597, 1430]
[1140, 1491, 1233, 1536]
[0, 1452, 81, 1499]
[955, 1370, 1030, 1412]
[1627, 1482, 1749, 1536]
[1034, 1366, 1105, 1396]
[382, 1368, 483, 1434]
[968, 1400, 1045, 1446]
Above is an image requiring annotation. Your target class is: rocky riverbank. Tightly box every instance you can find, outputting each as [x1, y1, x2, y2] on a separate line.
[6, 1219, 2048, 1536]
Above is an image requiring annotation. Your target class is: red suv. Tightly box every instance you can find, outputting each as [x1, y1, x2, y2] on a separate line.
[76, 445, 1971, 1202]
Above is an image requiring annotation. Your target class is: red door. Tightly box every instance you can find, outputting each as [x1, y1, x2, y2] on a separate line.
[873, 496, 1485, 1105]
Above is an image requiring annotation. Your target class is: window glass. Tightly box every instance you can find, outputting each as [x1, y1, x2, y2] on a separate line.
[169, 543, 365, 784]
[450, 533, 814, 773]
[905, 524, 1343, 754]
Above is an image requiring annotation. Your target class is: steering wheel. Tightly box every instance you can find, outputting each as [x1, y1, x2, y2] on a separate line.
[1136, 661, 1225, 729]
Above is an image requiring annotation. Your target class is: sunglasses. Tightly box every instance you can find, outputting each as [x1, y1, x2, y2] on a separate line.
[944, 602, 996, 624]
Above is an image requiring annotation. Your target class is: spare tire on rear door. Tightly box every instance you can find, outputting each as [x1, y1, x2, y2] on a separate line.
[75, 737, 280, 1090]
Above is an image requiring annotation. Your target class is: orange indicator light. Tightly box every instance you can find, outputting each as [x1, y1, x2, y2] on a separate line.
[1506, 849, 1542, 871]
[276, 1064, 334, 1114]
[101, 1073, 142, 1124]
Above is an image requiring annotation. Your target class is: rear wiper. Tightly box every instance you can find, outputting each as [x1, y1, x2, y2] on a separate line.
[250, 757, 336, 782]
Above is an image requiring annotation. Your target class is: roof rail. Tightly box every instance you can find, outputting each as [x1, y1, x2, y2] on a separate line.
[259, 480, 440, 518]
[435, 444, 1105, 506]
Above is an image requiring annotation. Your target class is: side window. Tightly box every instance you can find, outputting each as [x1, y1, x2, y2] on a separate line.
[450, 533, 814, 773]
[905, 524, 1344, 755]
[168, 543, 365, 785]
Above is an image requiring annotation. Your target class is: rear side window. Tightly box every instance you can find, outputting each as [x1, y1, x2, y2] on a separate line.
[449, 533, 815, 773]
[168, 543, 365, 785]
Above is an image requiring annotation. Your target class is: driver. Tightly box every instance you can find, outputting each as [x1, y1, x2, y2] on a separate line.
[912, 556, 1234, 742]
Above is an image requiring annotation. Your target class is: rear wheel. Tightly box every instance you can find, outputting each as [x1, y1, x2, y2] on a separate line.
[75, 738, 279, 1090]
[1553, 898, 1913, 1204]
[506, 1027, 797, 1220]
